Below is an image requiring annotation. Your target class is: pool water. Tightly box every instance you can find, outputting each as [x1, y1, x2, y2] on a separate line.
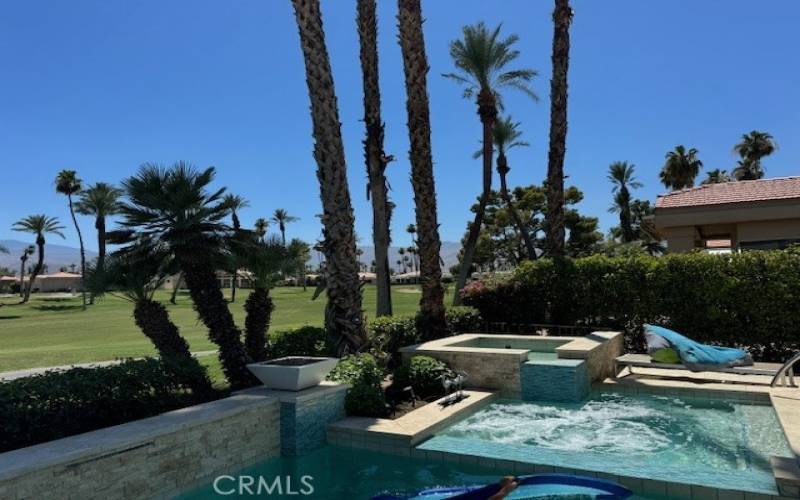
[421, 392, 792, 495]
[177, 445, 656, 499]
[527, 351, 560, 362]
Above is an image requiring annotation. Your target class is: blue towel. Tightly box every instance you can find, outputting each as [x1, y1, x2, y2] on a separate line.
[644, 324, 753, 371]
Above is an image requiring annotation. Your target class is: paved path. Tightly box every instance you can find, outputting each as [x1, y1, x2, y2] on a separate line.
[0, 350, 218, 381]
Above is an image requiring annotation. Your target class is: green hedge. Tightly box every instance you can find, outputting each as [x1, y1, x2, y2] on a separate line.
[368, 307, 482, 366]
[0, 358, 219, 452]
[463, 250, 800, 362]
[269, 326, 332, 358]
[328, 353, 387, 417]
[392, 355, 449, 400]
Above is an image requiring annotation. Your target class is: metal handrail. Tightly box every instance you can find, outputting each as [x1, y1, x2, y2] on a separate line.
[770, 352, 800, 388]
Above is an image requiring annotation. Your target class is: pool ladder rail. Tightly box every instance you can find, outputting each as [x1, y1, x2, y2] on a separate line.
[770, 352, 800, 388]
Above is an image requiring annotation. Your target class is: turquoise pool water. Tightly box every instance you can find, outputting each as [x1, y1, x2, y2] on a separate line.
[527, 351, 559, 361]
[177, 445, 656, 499]
[421, 392, 792, 495]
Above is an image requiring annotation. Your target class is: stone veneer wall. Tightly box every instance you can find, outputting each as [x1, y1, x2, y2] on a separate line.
[0, 393, 280, 500]
[401, 350, 527, 397]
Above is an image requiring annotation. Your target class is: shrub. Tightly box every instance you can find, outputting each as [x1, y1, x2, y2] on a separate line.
[0, 358, 219, 453]
[463, 251, 800, 361]
[393, 355, 449, 400]
[269, 326, 332, 358]
[445, 306, 483, 334]
[328, 353, 387, 417]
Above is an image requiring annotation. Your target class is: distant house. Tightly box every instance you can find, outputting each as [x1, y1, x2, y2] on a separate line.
[654, 177, 800, 253]
[28, 272, 82, 292]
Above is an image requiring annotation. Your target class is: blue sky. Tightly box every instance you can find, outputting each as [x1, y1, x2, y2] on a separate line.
[1, 0, 798, 251]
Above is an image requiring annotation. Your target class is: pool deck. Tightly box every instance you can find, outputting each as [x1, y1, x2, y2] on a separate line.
[609, 366, 800, 498]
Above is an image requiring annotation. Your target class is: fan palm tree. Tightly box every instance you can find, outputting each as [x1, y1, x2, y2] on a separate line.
[271, 208, 298, 247]
[12, 215, 65, 302]
[733, 130, 777, 180]
[55, 170, 87, 309]
[254, 218, 269, 242]
[545, 0, 573, 257]
[444, 22, 537, 305]
[660, 145, 702, 190]
[287, 238, 311, 291]
[489, 116, 536, 259]
[223, 194, 250, 303]
[118, 162, 255, 389]
[75, 182, 123, 304]
[17, 245, 34, 298]
[406, 223, 419, 271]
[89, 239, 214, 396]
[398, 247, 406, 273]
[607, 162, 642, 243]
[290, 0, 367, 354]
[357, 0, 393, 318]
[398, 0, 447, 338]
[701, 169, 733, 185]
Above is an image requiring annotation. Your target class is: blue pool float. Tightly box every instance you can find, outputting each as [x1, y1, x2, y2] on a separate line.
[371, 473, 633, 499]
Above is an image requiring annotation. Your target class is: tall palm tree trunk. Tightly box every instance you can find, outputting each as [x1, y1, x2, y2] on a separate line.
[90, 215, 107, 305]
[454, 88, 496, 305]
[292, 0, 367, 354]
[133, 298, 213, 396]
[18, 256, 27, 298]
[498, 153, 537, 259]
[179, 258, 255, 389]
[398, 0, 447, 339]
[24, 238, 45, 303]
[170, 272, 183, 304]
[358, 0, 393, 318]
[67, 193, 87, 309]
[545, 0, 572, 256]
[244, 287, 274, 362]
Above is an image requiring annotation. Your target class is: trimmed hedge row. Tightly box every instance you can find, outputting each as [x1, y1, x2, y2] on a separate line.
[0, 358, 219, 452]
[463, 250, 800, 362]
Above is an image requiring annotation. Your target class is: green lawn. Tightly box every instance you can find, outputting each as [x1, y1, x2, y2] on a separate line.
[0, 285, 438, 373]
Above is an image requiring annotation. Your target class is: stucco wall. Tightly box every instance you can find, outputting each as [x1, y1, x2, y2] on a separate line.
[0, 393, 281, 500]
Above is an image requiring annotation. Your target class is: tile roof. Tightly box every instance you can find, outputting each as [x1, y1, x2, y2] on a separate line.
[655, 177, 800, 209]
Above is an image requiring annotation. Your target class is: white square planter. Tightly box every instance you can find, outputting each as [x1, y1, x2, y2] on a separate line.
[247, 356, 339, 391]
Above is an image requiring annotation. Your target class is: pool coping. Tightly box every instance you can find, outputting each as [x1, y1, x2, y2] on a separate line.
[327, 389, 497, 452]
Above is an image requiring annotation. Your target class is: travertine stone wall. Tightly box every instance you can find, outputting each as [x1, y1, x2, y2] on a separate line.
[0, 393, 281, 500]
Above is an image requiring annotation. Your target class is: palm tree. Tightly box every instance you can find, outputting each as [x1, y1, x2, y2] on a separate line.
[12, 215, 65, 302]
[545, 0, 573, 257]
[254, 218, 269, 242]
[89, 239, 214, 396]
[357, 0, 394, 318]
[118, 162, 255, 389]
[607, 162, 642, 243]
[733, 130, 777, 180]
[290, 0, 367, 354]
[489, 116, 537, 259]
[398, 0, 447, 338]
[444, 22, 537, 304]
[18, 245, 34, 298]
[55, 170, 87, 309]
[287, 238, 311, 291]
[701, 169, 733, 185]
[406, 223, 419, 271]
[398, 247, 407, 273]
[223, 194, 250, 303]
[242, 236, 286, 362]
[271, 208, 298, 247]
[75, 182, 123, 304]
[660, 145, 702, 190]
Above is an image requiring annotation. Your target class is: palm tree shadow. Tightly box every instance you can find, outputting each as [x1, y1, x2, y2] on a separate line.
[39, 298, 73, 303]
[32, 304, 82, 312]
[0, 315, 22, 320]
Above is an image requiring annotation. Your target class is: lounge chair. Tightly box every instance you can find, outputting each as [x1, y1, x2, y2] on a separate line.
[615, 325, 799, 387]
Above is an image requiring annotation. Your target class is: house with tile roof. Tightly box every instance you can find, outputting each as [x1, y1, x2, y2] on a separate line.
[653, 176, 800, 252]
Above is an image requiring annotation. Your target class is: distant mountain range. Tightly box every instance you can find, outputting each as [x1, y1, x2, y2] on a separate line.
[308, 241, 462, 272]
[0, 240, 98, 275]
[0, 239, 461, 275]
